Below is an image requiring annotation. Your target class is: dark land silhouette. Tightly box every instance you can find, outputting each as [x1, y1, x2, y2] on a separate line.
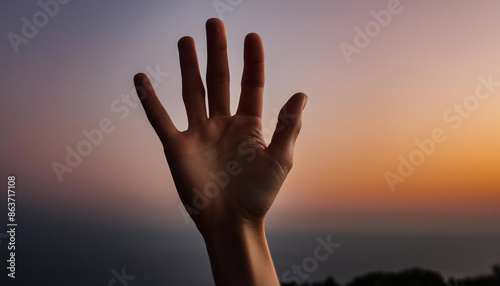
[281, 264, 500, 286]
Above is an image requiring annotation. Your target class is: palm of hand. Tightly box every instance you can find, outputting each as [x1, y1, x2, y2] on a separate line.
[166, 115, 288, 233]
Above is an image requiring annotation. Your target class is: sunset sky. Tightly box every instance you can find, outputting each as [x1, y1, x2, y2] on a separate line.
[1, 0, 499, 284]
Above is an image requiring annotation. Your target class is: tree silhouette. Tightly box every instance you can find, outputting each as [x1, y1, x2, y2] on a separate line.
[345, 268, 446, 286]
[281, 264, 500, 286]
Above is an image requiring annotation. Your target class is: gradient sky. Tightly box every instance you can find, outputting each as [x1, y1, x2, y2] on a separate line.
[1, 0, 500, 241]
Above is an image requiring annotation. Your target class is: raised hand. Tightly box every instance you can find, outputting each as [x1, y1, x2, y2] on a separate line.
[134, 18, 306, 234]
[134, 18, 307, 286]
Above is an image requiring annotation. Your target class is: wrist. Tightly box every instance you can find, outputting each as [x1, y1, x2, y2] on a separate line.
[201, 218, 265, 241]
[202, 219, 279, 286]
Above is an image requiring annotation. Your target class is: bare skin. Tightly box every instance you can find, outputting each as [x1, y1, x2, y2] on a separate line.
[134, 18, 307, 286]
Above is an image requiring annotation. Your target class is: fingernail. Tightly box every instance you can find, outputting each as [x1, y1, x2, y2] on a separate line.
[302, 95, 308, 110]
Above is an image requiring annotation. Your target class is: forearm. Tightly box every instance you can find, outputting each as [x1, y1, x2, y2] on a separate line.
[202, 220, 280, 286]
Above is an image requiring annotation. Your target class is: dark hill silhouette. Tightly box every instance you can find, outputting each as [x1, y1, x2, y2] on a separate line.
[281, 264, 500, 286]
[346, 268, 446, 286]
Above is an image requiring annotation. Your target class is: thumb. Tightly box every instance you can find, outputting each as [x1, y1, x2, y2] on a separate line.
[266, 92, 308, 171]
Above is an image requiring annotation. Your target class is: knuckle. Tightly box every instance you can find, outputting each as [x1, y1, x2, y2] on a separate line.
[207, 70, 230, 84]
